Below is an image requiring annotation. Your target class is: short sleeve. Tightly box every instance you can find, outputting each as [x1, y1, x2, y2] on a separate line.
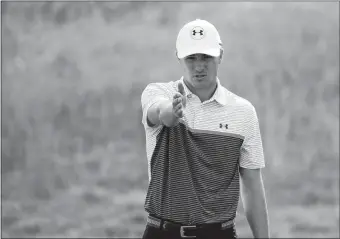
[239, 104, 265, 169]
[141, 83, 170, 129]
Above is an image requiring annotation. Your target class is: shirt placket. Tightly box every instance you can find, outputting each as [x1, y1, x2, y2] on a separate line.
[187, 94, 196, 129]
[193, 101, 203, 129]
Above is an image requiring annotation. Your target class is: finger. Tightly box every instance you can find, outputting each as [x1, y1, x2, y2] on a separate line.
[182, 96, 187, 108]
[172, 97, 182, 107]
[173, 104, 183, 118]
[174, 102, 183, 112]
[173, 92, 182, 99]
[178, 82, 186, 96]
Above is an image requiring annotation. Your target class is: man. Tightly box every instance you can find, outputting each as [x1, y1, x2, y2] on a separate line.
[140, 19, 269, 239]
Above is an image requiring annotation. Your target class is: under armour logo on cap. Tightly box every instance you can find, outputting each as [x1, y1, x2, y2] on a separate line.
[191, 26, 205, 40]
[192, 29, 203, 36]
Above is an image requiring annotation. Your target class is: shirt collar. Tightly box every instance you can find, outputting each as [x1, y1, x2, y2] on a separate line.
[180, 77, 227, 106]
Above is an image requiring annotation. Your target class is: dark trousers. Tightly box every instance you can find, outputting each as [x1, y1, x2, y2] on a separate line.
[142, 224, 238, 239]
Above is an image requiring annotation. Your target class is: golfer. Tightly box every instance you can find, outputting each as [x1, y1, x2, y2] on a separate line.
[141, 19, 269, 239]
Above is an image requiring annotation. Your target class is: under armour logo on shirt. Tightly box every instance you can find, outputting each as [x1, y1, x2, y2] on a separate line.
[220, 123, 228, 129]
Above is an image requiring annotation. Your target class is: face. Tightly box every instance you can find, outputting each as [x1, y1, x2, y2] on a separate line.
[179, 52, 222, 89]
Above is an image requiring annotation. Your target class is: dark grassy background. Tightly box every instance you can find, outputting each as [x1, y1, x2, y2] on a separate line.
[1, 2, 339, 238]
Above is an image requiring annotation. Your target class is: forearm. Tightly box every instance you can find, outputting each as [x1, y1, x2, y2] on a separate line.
[240, 169, 269, 238]
[243, 188, 269, 238]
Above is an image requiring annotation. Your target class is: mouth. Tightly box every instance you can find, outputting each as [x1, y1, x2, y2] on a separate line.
[193, 74, 207, 80]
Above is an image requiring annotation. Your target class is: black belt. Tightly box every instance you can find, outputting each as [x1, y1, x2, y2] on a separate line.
[147, 214, 235, 238]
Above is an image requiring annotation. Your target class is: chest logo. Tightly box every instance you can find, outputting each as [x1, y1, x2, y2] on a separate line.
[219, 123, 228, 129]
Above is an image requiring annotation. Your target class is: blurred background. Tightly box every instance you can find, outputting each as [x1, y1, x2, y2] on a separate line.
[1, 1, 339, 238]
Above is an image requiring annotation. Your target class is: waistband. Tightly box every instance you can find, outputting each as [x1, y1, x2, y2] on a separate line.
[147, 214, 235, 230]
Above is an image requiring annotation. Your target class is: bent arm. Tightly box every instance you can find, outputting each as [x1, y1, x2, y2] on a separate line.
[239, 167, 269, 238]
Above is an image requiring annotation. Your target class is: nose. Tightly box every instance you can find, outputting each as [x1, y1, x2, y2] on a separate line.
[194, 61, 206, 72]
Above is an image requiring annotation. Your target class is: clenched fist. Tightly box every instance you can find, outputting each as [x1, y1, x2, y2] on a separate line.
[172, 82, 187, 118]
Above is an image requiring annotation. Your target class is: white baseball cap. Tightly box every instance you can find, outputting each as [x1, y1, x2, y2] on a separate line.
[176, 19, 222, 59]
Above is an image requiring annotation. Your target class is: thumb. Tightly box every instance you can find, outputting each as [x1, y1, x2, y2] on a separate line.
[178, 82, 187, 107]
[178, 82, 186, 96]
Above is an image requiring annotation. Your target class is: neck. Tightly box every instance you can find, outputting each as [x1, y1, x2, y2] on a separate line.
[183, 77, 218, 103]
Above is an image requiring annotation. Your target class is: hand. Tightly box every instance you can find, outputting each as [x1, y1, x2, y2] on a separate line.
[172, 82, 187, 118]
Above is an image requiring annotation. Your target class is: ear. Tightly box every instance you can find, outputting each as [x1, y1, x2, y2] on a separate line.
[218, 48, 224, 64]
[175, 50, 180, 61]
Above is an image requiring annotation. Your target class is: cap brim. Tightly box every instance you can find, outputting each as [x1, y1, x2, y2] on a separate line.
[177, 48, 220, 59]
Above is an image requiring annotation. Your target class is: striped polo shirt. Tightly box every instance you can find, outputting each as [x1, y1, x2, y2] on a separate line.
[141, 77, 265, 225]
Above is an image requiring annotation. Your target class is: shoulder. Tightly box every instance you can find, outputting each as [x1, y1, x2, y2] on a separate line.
[223, 87, 256, 113]
[142, 80, 178, 95]
[222, 88, 260, 130]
